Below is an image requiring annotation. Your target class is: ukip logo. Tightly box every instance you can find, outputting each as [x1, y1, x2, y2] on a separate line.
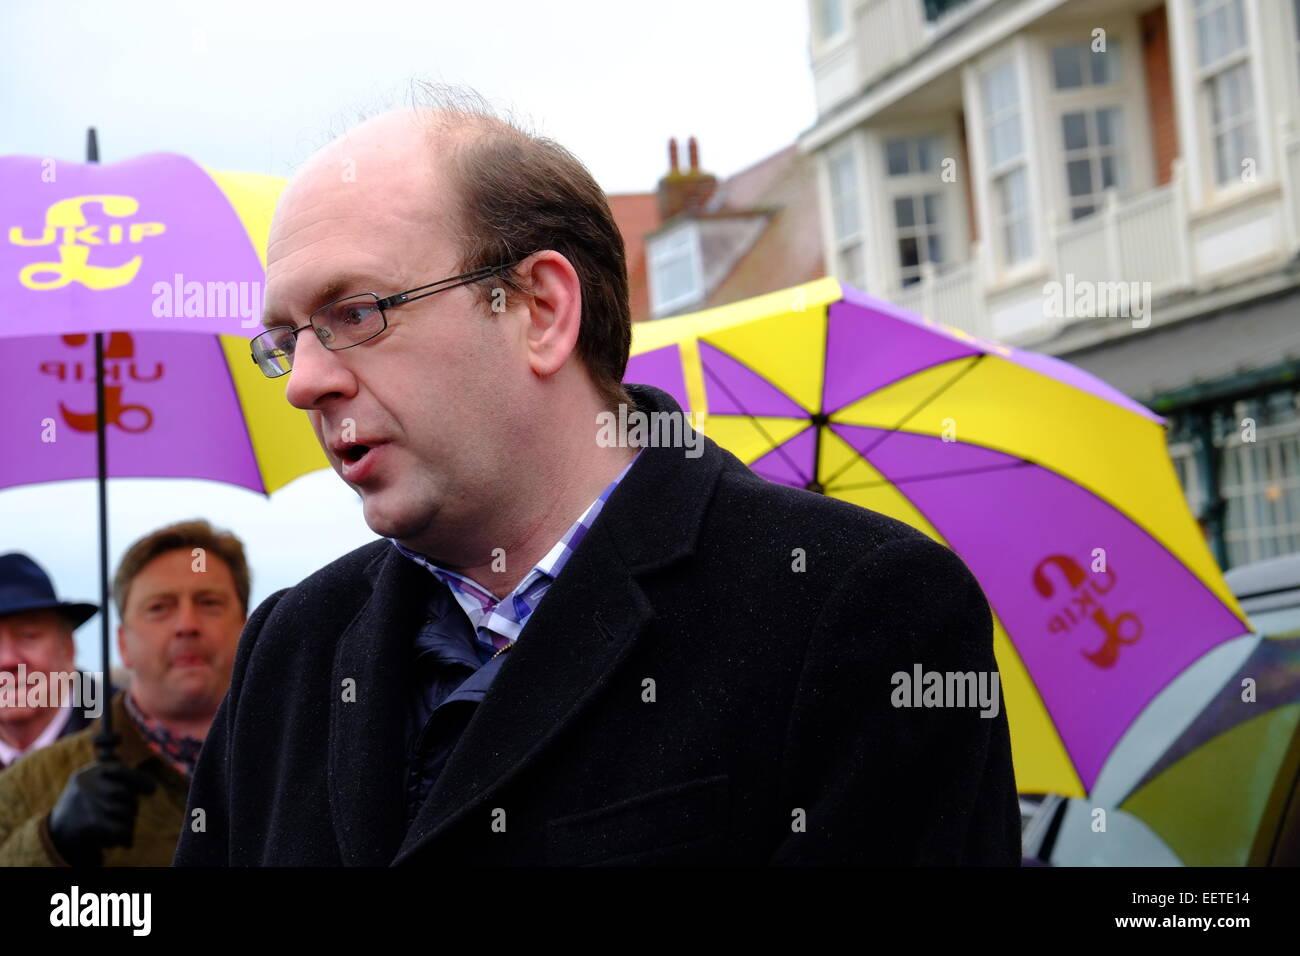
[8, 194, 166, 291]
[1033, 553, 1143, 669]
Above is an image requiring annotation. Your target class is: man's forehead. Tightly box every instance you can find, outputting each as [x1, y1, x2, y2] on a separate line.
[261, 122, 458, 327]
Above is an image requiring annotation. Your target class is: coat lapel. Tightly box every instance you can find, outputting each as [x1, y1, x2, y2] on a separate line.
[329, 545, 432, 865]
[392, 385, 729, 864]
[392, 519, 654, 863]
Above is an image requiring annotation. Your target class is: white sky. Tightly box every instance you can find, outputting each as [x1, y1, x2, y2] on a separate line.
[0, 0, 817, 666]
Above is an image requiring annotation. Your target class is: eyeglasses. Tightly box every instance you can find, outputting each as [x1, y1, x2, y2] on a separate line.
[250, 259, 529, 378]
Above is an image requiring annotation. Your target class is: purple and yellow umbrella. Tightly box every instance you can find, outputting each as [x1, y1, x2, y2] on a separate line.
[625, 278, 1252, 797]
[0, 149, 323, 494]
[0, 143, 322, 755]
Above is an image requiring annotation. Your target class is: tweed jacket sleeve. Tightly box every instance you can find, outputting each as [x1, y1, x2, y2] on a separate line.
[0, 766, 62, 865]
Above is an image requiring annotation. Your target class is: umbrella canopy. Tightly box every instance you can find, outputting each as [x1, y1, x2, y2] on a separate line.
[1, 144, 321, 759]
[626, 277, 1252, 797]
[0, 151, 325, 492]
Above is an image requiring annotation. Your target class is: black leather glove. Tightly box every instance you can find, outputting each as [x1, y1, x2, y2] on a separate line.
[47, 760, 157, 867]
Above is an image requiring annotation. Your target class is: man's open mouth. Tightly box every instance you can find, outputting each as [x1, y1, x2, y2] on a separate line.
[342, 445, 370, 464]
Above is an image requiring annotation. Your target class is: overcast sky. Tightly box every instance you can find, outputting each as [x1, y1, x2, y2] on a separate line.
[0, 0, 815, 192]
[0, 0, 817, 666]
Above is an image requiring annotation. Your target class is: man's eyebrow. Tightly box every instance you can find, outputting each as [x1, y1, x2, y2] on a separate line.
[261, 274, 376, 329]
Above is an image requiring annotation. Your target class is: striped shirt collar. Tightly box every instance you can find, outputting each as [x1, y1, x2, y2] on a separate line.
[123, 691, 203, 779]
[392, 449, 641, 653]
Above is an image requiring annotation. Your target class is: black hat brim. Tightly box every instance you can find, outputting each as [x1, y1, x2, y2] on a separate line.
[0, 599, 99, 630]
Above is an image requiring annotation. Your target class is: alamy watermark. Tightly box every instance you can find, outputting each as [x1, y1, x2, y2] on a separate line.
[596, 404, 707, 458]
[1043, 273, 1151, 329]
[151, 272, 263, 328]
[0, 666, 104, 719]
[890, 664, 1001, 718]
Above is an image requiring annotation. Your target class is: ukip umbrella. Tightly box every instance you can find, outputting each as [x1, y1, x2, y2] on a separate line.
[624, 277, 1252, 798]
[0, 136, 325, 756]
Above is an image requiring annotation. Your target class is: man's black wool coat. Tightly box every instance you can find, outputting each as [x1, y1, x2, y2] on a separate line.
[175, 383, 1021, 866]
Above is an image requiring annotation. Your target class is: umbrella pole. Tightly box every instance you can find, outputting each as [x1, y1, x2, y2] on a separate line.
[85, 127, 118, 762]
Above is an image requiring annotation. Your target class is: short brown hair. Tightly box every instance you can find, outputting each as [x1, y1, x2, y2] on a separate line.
[408, 84, 634, 413]
[113, 519, 251, 618]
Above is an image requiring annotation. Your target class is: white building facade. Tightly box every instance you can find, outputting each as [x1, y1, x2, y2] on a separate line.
[804, 0, 1300, 569]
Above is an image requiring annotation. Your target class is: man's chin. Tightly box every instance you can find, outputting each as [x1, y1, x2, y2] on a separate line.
[0, 706, 43, 726]
[359, 494, 423, 541]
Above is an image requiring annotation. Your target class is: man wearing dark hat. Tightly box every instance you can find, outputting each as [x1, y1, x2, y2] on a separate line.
[0, 553, 100, 771]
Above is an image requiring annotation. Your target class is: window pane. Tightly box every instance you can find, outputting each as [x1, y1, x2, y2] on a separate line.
[927, 234, 944, 264]
[917, 135, 941, 173]
[990, 117, 1023, 166]
[922, 192, 943, 225]
[1196, 13, 1213, 67]
[1210, 62, 1258, 184]
[1052, 45, 1083, 89]
[1215, 131, 1232, 184]
[898, 236, 920, 270]
[1090, 43, 1120, 84]
[1097, 107, 1121, 147]
[894, 196, 916, 228]
[1212, 6, 1230, 58]
[1226, 127, 1248, 182]
[1223, 63, 1246, 117]
[1001, 167, 1028, 215]
[1100, 154, 1119, 189]
[1067, 159, 1094, 197]
[1071, 203, 1096, 221]
[1198, 1, 1247, 66]
[1006, 217, 1032, 264]
[886, 140, 910, 176]
[1241, 120, 1259, 170]
[1228, 0, 1247, 55]
[983, 61, 1017, 114]
[829, 152, 859, 237]
[1062, 112, 1089, 151]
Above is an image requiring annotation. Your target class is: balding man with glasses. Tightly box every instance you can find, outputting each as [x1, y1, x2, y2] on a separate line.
[175, 86, 1021, 867]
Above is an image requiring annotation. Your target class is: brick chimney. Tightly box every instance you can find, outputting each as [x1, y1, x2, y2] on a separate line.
[657, 136, 718, 221]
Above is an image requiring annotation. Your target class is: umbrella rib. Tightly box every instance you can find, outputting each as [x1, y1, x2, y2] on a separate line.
[826, 459, 1032, 493]
[701, 347, 811, 486]
[822, 354, 986, 489]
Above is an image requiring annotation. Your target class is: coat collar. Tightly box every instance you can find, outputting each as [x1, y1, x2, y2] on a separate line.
[327, 383, 728, 864]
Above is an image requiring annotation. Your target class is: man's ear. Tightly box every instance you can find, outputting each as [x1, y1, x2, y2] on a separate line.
[115, 623, 131, 671]
[520, 251, 582, 379]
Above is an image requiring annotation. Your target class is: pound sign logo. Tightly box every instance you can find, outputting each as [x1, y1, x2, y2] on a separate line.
[10, 195, 165, 291]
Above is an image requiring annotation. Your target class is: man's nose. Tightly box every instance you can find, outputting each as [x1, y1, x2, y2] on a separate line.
[174, 599, 202, 635]
[283, 326, 356, 411]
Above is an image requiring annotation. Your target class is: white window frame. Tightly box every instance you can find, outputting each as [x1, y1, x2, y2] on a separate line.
[1168, 0, 1279, 209]
[648, 223, 703, 318]
[1194, 0, 1261, 190]
[881, 130, 957, 288]
[824, 137, 868, 289]
[1038, 29, 1150, 224]
[979, 55, 1035, 271]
